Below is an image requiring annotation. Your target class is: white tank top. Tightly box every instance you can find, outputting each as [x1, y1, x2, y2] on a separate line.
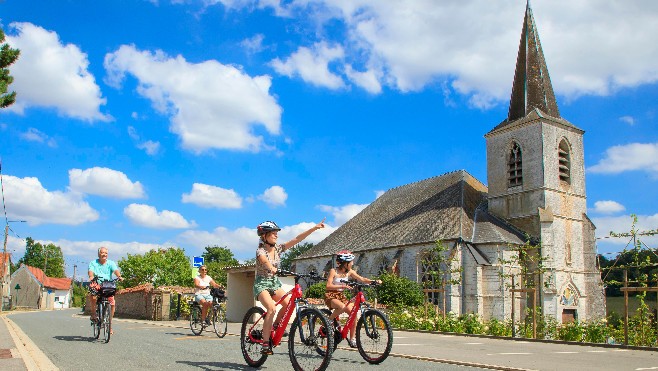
[195, 275, 212, 295]
[332, 272, 349, 292]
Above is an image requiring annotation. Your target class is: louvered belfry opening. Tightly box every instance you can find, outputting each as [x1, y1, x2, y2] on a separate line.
[558, 139, 571, 184]
[508, 142, 523, 187]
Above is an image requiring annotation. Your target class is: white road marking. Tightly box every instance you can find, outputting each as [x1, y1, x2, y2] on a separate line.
[465, 342, 483, 345]
[394, 343, 426, 346]
[635, 367, 658, 370]
[586, 350, 607, 353]
[554, 351, 579, 354]
[487, 352, 533, 355]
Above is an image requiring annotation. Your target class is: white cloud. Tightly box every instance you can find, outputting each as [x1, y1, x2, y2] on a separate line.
[588, 142, 658, 176]
[2, 175, 99, 226]
[181, 183, 242, 209]
[344, 65, 381, 94]
[104, 45, 282, 153]
[318, 203, 368, 226]
[241, 34, 266, 54]
[258, 185, 287, 207]
[137, 140, 161, 156]
[245, 1, 658, 106]
[124, 203, 196, 229]
[69, 167, 146, 199]
[619, 116, 635, 126]
[177, 221, 335, 261]
[591, 200, 625, 215]
[19, 128, 57, 147]
[127, 126, 160, 155]
[270, 42, 346, 89]
[591, 214, 658, 255]
[5, 22, 110, 121]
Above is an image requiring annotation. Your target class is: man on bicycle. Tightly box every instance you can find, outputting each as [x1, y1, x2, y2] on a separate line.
[194, 265, 222, 325]
[88, 246, 123, 332]
[253, 219, 326, 355]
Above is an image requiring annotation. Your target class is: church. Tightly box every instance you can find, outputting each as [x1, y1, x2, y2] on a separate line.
[294, 3, 606, 323]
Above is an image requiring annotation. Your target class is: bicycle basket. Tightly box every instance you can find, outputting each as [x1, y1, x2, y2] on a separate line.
[210, 287, 225, 299]
[98, 280, 116, 297]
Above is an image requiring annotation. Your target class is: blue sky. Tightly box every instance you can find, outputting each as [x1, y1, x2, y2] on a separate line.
[1, 0, 657, 279]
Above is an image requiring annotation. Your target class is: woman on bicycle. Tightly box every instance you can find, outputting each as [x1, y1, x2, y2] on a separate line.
[194, 265, 222, 325]
[253, 218, 326, 355]
[324, 250, 381, 348]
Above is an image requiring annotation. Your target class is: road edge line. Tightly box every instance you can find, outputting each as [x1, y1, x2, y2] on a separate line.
[2, 314, 59, 371]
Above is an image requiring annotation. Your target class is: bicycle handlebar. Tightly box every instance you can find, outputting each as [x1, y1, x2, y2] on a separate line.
[346, 280, 380, 289]
[276, 269, 324, 282]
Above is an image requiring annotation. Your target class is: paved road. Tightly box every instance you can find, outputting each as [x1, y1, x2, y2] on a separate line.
[5, 309, 658, 371]
[5, 309, 485, 370]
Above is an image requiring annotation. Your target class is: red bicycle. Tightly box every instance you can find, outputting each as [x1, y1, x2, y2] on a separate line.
[320, 281, 393, 364]
[240, 270, 334, 371]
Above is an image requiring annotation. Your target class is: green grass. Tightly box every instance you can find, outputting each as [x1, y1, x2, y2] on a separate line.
[606, 296, 658, 317]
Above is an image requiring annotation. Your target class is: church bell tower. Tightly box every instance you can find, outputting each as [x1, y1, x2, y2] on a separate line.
[484, 2, 605, 322]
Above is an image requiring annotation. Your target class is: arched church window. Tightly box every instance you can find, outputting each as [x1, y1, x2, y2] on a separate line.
[418, 250, 442, 305]
[508, 142, 523, 187]
[377, 256, 390, 275]
[558, 139, 571, 184]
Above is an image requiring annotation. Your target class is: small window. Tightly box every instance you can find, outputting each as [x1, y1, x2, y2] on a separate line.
[508, 142, 523, 187]
[558, 139, 571, 184]
[377, 257, 390, 275]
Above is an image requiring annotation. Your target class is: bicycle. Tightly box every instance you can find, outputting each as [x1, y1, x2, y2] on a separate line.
[189, 287, 228, 338]
[240, 270, 333, 371]
[320, 281, 393, 364]
[88, 277, 117, 343]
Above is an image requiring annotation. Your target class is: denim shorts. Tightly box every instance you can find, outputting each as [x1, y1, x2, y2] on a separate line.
[253, 276, 282, 299]
[195, 294, 212, 302]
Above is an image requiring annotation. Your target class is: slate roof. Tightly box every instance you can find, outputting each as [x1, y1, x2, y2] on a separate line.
[298, 170, 528, 260]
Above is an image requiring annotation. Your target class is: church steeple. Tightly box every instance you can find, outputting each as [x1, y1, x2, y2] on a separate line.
[507, 2, 560, 122]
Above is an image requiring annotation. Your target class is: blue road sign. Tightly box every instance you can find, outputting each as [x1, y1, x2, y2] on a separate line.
[193, 256, 204, 268]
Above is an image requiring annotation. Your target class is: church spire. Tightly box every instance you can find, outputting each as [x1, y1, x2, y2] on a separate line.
[507, 1, 560, 122]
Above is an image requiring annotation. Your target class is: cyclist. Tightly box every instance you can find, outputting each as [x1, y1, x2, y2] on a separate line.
[194, 265, 222, 325]
[88, 246, 123, 333]
[324, 249, 381, 348]
[253, 218, 326, 355]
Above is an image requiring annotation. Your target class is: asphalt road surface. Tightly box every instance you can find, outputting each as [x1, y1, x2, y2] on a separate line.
[6, 309, 485, 370]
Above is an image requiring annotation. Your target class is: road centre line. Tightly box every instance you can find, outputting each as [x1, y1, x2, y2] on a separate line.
[553, 351, 579, 354]
[586, 350, 608, 353]
[466, 342, 483, 345]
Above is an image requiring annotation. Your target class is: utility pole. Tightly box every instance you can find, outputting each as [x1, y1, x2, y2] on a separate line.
[1, 224, 8, 312]
[73, 264, 77, 283]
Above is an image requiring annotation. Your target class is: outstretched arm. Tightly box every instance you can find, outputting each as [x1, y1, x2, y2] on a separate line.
[349, 270, 381, 285]
[283, 218, 326, 251]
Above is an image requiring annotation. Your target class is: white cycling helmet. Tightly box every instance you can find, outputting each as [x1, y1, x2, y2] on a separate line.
[257, 220, 281, 236]
[336, 250, 355, 263]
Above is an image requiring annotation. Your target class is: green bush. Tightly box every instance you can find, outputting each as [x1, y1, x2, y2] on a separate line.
[304, 282, 326, 299]
[376, 274, 424, 307]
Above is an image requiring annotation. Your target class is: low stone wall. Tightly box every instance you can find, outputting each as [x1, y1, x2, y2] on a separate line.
[84, 283, 175, 321]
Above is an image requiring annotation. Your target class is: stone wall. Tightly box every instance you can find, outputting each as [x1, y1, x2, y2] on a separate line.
[85, 284, 174, 321]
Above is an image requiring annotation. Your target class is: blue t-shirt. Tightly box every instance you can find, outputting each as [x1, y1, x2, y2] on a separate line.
[88, 259, 119, 282]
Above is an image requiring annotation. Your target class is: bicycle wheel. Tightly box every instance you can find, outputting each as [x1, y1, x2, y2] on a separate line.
[318, 308, 340, 354]
[189, 304, 203, 336]
[212, 304, 228, 338]
[92, 303, 101, 339]
[288, 307, 333, 371]
[356, 309, 392, 364]
[102, 301, 112, 343]
[241, 306, 268, 367]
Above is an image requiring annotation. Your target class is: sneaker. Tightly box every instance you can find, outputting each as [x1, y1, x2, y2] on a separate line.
[204, 317, 211, 326]
[347, 338, 358, 348]
[261, 345, 274, 355]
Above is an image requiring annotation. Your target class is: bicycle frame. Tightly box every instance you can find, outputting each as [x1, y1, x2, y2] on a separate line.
[246, 275, 309, 347]
[334, 284, 375, 340]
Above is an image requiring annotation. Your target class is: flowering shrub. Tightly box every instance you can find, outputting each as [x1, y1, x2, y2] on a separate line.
[386, 305, 656, 347]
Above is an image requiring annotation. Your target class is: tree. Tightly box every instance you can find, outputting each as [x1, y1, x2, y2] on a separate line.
[281, 242, 314, 271]
[118, 247, 193, 288]
[18, 237, 65, 278]
[202, 246, 239, 287]
[0, 27, 20, 108]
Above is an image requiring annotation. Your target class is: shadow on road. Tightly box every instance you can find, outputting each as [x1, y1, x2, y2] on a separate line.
[177, 360, 257, 370]
[53, 335, 96, 342]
